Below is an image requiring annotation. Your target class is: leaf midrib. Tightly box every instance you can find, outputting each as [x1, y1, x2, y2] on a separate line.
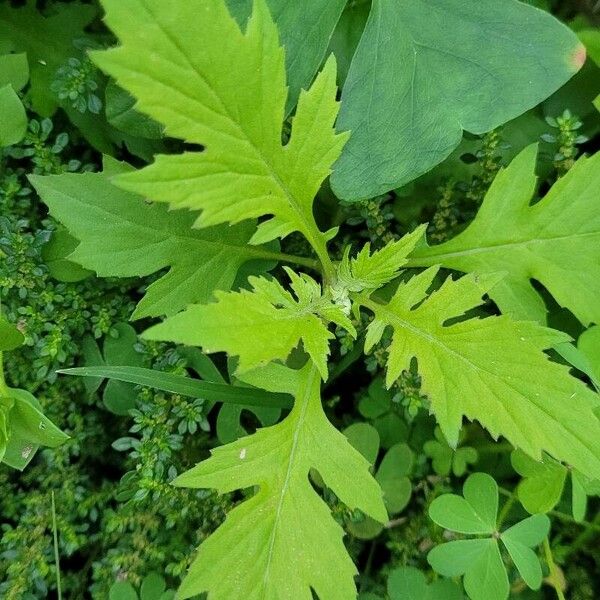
[135, 0, 322, 250]
[262, 364, 318, 593]
[408, 230, 600, 265]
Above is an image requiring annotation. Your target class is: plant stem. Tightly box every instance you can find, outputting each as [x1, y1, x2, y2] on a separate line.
[563, 511, 600, 559]
[51, 491, 62, 600]
[543, 537, 565, 600]
[0, 351, 9, 398]
[498, 487, 600, 532]
[248, 248, 320, 271]
[497, 489, 517, 529]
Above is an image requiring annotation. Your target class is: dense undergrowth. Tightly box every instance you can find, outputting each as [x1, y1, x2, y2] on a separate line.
[1, 1, 600, 599]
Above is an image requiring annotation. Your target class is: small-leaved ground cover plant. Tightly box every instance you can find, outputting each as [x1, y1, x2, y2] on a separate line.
[1, 0, 600, 598]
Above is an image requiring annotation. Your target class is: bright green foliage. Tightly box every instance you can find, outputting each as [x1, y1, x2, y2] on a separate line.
[387, 566, 463, 600]
[0, 1, 97, 115]
[145, 269, 353, 379]
[428, 473, 550, 600]
[226, 0, 347, 113]
[424, 427, 478, 477]
[511, 449, 600, 522]
[409, 145, 600, 325]
[30, 158, 276, 319]
[0, 85, 27, 147]
[172, 362, 386, 600]
[359, 268, 600, 479]
[331, 0, 584, 199]
[91, 0, 348, 277]
[337, 227, 425, 293]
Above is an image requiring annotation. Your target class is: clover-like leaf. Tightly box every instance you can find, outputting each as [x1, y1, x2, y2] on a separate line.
[424, 426, 478, 477]
[428, 473, 550, 600]
[511, 449, 599, 522]
[387, 566, 463, 600]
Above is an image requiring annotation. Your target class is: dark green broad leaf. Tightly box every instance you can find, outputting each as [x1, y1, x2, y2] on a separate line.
[331, 0, 585, 200]
[226, 0, 347, 113]
[105, 81, 163, 140]
[80, 323, 144, 415]
[0, 316, 24, 351]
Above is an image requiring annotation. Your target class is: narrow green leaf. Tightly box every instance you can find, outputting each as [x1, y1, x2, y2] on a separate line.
[58, 365, 293, 409]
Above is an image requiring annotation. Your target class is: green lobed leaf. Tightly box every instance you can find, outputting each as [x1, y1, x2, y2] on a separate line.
[360, 269, 600, 479]
[173, 362, 386, 599]
[336, 227, 426, 293]
[144, 270, 354, 379]
[409, 145, 600, 326]
[31, 157, 277, 319]
[91, 0, 347, 276]
[331, 0, 585, 200]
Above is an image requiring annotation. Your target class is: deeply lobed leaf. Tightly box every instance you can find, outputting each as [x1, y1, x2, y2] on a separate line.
[173, 362, 386, 599]
[91, 0, 348, 275]
[360, 269, 600, 479]
[31, 158, 276, 319]
[409, 145, 600, 326]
